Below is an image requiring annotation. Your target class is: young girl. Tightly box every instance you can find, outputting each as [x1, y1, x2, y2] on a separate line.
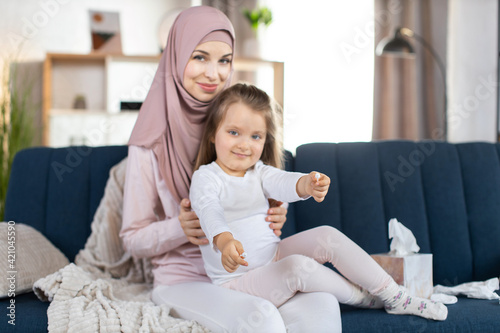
[190, 83, 447, 321]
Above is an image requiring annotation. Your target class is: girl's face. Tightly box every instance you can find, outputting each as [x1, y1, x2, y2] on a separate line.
[213, 102, 267, 177]
[183, 41, 233, 102]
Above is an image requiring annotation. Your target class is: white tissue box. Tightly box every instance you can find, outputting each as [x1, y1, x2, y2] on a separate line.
[371, 253, 433, 298]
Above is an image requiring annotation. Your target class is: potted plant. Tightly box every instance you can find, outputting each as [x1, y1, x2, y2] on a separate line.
[241, 6, 273, 58]
[0, 57, 39, 219]
[242, 6, 273, 32]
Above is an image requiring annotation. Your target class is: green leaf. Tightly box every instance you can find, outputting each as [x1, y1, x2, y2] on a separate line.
[0, 58, 39, 219]
[242, 6, 273, 31]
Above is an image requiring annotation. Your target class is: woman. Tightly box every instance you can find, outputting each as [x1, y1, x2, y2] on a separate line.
[120, 6, 341, 332]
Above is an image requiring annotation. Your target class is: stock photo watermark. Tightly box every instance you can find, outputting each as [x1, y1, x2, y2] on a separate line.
[51, 119, 115, 182]
[340, 0, 402, 64]
[383, 142, 436, 192]
[235, 299, 278, 333]
[7, 0, 73, 48]
[5, 221, 17, 326]
[448, 74, 498, 131]
[110, 66, 157, 111]
[233, 228, 342, 331]
[383, 73, 499, 192]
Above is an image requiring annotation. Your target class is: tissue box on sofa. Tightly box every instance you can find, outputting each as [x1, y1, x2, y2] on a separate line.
[371, 253, 433, 298]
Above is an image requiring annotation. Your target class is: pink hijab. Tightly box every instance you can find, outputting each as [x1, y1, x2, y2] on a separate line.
[128, 6, 235, 204]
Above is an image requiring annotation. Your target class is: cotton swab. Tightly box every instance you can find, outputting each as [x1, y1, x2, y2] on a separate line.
[240, 252, 247, 259]
[315, 173, 320, 182]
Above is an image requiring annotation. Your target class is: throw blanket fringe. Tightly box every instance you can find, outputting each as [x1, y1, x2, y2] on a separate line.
[33, 158, 209, 332]
[34, 264, 206, 332]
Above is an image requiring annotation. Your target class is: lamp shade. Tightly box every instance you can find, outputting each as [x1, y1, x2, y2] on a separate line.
[376, 29, 415, 57]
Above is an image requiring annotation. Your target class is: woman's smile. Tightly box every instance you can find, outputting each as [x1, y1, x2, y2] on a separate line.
[183, 41, 233, 102]
[197, 82, 219, 92]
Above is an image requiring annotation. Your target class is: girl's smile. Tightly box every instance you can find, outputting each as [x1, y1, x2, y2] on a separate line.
[232, 152, 250, 158]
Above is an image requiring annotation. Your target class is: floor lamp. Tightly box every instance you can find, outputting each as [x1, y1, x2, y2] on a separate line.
[376, 27, 448, 140]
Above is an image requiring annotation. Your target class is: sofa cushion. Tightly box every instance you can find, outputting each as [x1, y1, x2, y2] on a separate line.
[5, 145, 128, 261]
[456, 143, 500, 282]
[0, 292, 48, 331]
[0, 222, 69, 297]
[4, 142, 500, 333]
[417, 142, 473, 285]
[292, 141, 500, 286]
[341, 297, 500, 332]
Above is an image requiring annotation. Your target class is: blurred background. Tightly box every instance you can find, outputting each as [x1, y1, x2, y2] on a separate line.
[0, 0, 498, 155]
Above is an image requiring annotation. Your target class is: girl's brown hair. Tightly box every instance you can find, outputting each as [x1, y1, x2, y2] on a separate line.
[194, 83, 283, 171]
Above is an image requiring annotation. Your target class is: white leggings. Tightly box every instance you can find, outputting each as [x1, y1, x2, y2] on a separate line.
[152, 283, 341, 332]
[223, 226, 392, 307]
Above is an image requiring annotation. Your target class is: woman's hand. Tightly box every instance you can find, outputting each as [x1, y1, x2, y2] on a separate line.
[179, 198, 209, 245]
[266, 199, 287, 237]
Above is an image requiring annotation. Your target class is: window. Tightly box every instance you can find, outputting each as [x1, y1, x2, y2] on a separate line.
[259, 1, 374, 152]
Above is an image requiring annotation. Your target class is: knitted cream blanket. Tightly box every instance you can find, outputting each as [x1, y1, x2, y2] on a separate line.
[33, 158, 209, 333]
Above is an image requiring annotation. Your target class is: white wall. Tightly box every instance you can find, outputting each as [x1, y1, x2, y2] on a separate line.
[0, 0, 191, 143]
[447, 0, 499, 142]
[260, 0, 375, 152]
[2, 0, 498, 146]
[0, 0, 189, 61]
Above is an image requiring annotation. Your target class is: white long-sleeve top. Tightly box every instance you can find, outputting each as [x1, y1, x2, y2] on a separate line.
[190, 160, 307, 286]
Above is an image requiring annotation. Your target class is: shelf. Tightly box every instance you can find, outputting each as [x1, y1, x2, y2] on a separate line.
[46, 52, 161, 61]
[43, 53, 284, 146]
[232, 57, 284, 108]
[50, 108, 139, 115]
[49, 111, 139, 147]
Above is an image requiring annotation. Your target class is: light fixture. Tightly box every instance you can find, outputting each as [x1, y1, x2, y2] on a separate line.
[376, 27, 447, 140]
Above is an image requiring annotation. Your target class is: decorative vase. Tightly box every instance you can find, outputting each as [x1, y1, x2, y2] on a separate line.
[243, 36, 261, 58]
[73, 95, 87, 109]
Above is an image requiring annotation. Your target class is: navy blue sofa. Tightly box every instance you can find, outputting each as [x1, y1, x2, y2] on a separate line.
[1, 141, 499, 332]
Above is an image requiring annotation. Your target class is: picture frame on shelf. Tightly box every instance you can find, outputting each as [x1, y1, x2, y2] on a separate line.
[89, 10, 122, 54]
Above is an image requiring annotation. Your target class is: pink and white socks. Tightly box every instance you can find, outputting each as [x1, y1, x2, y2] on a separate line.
[346, 285, 384, 309]
[375, 281, 448, 321]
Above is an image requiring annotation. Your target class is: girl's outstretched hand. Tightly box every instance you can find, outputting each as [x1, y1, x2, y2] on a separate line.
[306, 172, 330, 202]
[215, 232, 248, 273]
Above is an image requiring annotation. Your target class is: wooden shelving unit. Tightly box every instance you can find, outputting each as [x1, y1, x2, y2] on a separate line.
[232, 57, 284, 107]
[43, 53, 284, 146]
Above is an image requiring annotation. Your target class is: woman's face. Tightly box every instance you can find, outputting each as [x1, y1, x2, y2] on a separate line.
[183, 41, 233, 102]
